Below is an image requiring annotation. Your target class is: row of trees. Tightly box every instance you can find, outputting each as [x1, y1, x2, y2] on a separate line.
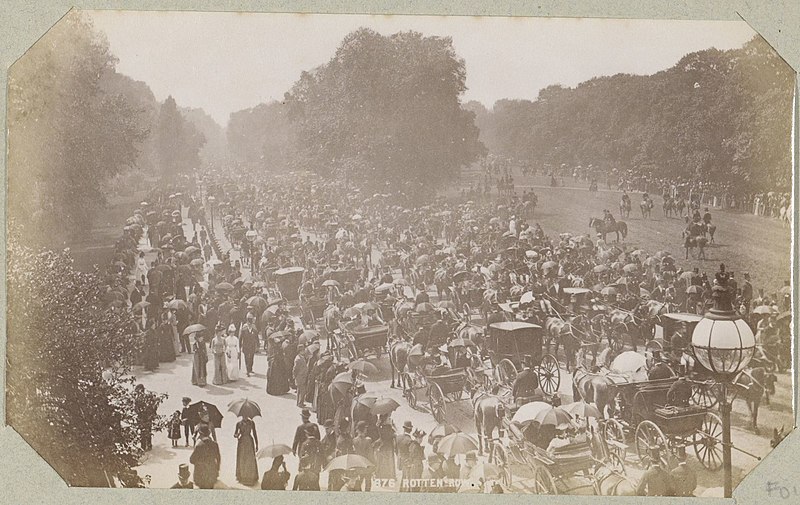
[469, 36, 793, 193]
[8, 11, 211, 247]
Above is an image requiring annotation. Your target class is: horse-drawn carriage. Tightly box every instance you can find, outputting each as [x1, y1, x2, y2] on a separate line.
[600, 376, 724, 472]
[401, 344, 487, 423]
[487, 321, 561, 396]
[490, 412, 631, 495]
[273, 266, 305, 303]
[330, 319, 390, 361]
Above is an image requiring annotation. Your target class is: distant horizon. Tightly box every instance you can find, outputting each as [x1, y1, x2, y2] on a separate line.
[88, 12, 756, 128]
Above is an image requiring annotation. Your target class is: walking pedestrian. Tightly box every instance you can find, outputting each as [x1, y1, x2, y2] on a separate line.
[261, 455, 290, 490]
[191, 333, 208, 387]
[168, 410, 182, 448]
[374, 417, 397, 479]
[142, 321, 159, 372]
[234, 414, 259, 486]
[211, 326, 229, 385]
[181, 397, 193, 447]
[240, 314, 258, 376]
[225, 324, 240, 381]
[136, 251, 149, 285]
[293, 344, 308, 408]
[190, 424, 220, 489]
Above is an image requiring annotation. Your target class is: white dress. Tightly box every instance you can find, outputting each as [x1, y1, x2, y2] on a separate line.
[225, 335, 240, 381]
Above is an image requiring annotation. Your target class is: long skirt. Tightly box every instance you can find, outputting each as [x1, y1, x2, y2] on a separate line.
[236, 434, 259, 485]
[374, 446, 396, 479]
[213, 353, 228, 385]
[227, 353, 240, 381]
[192, 353, 207, 386]
[266, 355, 290, 396]
[158, 330, 176, 363]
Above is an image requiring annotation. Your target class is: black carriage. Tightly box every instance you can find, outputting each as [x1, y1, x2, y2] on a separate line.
[274, 266, 305, 303]
[601, 376, 723, 472]
[331, 320, 390, 361]
[487, 321, 561, 396]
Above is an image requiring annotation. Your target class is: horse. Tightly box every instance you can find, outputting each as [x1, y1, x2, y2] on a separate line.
[640, 198, 653, 219]
[589, 218, 628, 243]
[675, 198, 686, 218]
[544, 316, 585, 372]
[733, 367, 777, 434]
[683, 234, 708, 260]
[472, 388, 506, 457]
[663, 197, 675, 218]
[594, 466, 637, 496]
[389, 339, 412, 389]
[572, 366, 617, 418]
[619, 198, 631, 219]
[701, 223, 717, 244]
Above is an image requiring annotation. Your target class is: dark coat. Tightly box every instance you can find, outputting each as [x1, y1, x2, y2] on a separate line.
[190, 437, 220, 489]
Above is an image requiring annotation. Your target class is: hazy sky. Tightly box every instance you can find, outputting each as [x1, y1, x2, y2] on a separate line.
[87, 11, 756, 127]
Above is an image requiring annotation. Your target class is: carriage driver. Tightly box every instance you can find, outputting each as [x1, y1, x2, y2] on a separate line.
[511, 356, 540, 406]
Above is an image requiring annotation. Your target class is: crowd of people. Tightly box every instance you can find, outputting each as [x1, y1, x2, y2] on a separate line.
[97, 163, 791, 494]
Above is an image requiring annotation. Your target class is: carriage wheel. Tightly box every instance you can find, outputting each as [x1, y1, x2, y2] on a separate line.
[490, 443, 513, 487]
[691, 382, 720, 409]
[447, 389, 464, 402]
[609, 332, 625, 353]
[402, 373, 417, 409]
[497, 359, 518, 388]
[635, 420, 668, 468]
[429, 382, 447, 423]
[534, 465, 558, 495]
[693, 412, 723, 471]
[607, 452, 626, 474]
[603, 418, 627, 461]
[537, 354, 561, 395]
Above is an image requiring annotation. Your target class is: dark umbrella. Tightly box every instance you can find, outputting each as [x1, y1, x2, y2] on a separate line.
[227, 398, 262, 418]
[132, 301, 150, 313]
[187, 401, 223, 428]
[216, 282, 235, 292]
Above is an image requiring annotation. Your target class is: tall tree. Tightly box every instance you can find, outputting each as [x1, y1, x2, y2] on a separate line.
[284, 28, 485, 198]
[7, 11, 150, 246]
[155, 96, 206, 180]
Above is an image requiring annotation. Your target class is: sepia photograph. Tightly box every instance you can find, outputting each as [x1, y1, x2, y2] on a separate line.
[4, 9, 795, 498]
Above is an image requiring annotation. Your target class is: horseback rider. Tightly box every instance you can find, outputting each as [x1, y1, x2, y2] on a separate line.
[603, 210, 616, 226]
[702, 207, 712, 225]
[621, 190, 630, 206]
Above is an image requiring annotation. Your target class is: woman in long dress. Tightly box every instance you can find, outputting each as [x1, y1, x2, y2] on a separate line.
[136, 251, 149, 285]
[157, 313, 176, 363]
[234, 415, 259, 486]
[373, 420, 397, 479]
[143, 322, 160, 372]
[225, 325, 240, 381]
[191, 334, 208, 387]
[266, 337, 290, 396]
[211, 329, 229, 385]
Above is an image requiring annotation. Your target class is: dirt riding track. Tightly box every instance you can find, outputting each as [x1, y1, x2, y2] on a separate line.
[495, 174, 792, 295]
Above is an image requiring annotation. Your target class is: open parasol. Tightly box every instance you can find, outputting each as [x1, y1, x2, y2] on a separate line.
[183, 323, 207, 335]
[511, 401, 553, 424]
[256, 444, 292, 459]
[562, 401, 602, 418]
[436, 432, 479, 458]
[324, 454, 373, 472]
[187, 401, 223, 428]
[227, 398, 262, 418]
[610, 351, 647, 374]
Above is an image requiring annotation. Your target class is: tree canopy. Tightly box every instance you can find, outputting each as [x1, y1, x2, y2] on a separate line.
[156, 96, 206, 180]
[283, 28, 485, 198]
[477, 36, 793, 194]
[7, 12, 150, 245]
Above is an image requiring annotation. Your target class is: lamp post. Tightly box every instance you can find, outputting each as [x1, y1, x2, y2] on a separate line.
[691, 263, 756, 498]
[207, 195, 216, 233]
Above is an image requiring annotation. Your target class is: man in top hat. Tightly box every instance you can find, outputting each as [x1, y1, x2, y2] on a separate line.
[395, 421, 414, 479]
[741, 272, 753, 315]
[636, 446, 674, 496]
[293, 344, 309, 408]
[240, 313, 259, 376]
[512, 355, 540, 406]
[669, 446, 696, 497]
[428, 314, 449, 349]
[180, 397, 193, 447]
[293, 408, 320, 456]
[421, 454, 447, 492]
[170, 463, 194, 489]
[402, 429, 426, 491]
[320, 419, 337, 464]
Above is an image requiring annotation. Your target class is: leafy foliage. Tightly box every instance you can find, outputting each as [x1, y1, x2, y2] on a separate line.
[283, 28, 486, 198]
[7, 12, 151, 245]
[478, 36, 793, 193]
[227, 101, 296, 169]
[156, 96, 206, 180]
[6, 231, 167, 487]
